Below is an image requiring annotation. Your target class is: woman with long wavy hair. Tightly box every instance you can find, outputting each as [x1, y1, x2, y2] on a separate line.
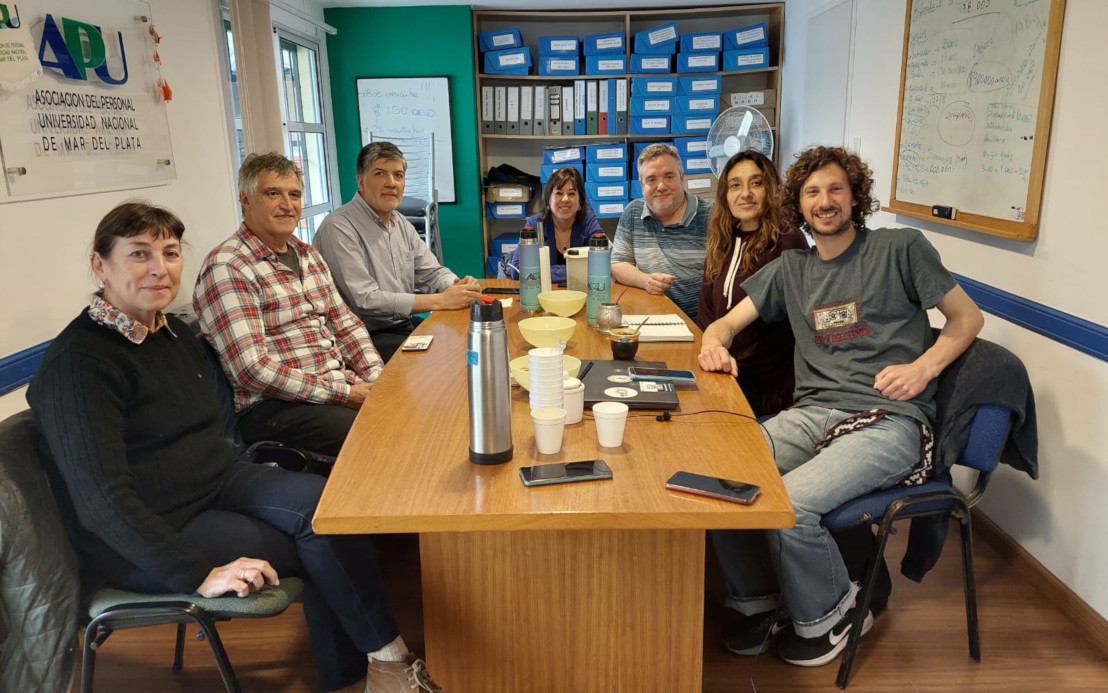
[695, 150, 809, 417]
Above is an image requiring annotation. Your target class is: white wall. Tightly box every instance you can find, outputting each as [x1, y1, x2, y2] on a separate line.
[0, 0, 241, 417]
[821, 0, 1108, 618]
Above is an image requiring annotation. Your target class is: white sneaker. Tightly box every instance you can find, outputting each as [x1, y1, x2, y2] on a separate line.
[367, 655, 445, 693]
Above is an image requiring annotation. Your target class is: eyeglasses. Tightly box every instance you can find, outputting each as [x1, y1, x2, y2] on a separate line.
[642, 172, 679, 188]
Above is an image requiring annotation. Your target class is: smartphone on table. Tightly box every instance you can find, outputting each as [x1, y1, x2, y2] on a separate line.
[520, 460, 613, 486]
[627, 367, 696, 383]
[400, 335, 434, 352]
[665, 471, 761, 505]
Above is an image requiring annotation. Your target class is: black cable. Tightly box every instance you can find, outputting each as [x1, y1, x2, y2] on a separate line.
[582, 408, 776, 459]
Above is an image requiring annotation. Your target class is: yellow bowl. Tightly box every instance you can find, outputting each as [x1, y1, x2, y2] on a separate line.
[510, 355, 582, 391]
[538, 289, 587, 317]
[518, 316, 576, 348]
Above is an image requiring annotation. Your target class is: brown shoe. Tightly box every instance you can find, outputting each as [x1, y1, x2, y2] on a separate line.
[367, 655, 445, 693]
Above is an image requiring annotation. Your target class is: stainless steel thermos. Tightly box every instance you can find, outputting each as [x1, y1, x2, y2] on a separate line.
[467, 295, 513, 464]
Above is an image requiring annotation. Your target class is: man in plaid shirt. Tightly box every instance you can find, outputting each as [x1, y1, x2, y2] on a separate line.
[194, 153, 382, 457]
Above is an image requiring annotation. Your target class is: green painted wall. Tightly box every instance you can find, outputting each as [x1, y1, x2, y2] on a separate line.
[324, 6, 484, 277]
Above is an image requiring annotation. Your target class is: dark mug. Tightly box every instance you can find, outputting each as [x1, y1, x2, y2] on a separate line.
[609, 328, 640, 360]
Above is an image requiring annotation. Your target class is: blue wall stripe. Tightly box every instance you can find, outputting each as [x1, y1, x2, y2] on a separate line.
[0, 341, 50, 397]
[954, 273, 1108, 363]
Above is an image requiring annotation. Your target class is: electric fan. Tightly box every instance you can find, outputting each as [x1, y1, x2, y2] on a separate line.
[706, 106, 774, 178]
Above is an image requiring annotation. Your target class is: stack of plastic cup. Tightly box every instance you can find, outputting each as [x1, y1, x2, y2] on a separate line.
[528, 347, 565, 411]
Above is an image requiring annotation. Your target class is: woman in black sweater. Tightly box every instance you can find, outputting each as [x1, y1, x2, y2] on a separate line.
[28, 202, 443, 693]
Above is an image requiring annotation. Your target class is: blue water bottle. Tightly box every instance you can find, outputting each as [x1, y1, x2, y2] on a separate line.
[518, 225, 541, 313]
[586, 231, 611, 326]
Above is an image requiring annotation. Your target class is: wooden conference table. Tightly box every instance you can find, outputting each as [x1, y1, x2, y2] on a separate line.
[313, 281, 793, 693]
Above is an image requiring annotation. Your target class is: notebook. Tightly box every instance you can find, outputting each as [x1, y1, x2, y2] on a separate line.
[621, 314, 695, 342]
[578, 359, 680, 410]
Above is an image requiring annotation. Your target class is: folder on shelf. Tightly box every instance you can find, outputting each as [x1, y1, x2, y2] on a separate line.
[506, 86, 520, 135]
[562, 85, 574, 135]
[615, 78, 628, 135]
[534, 85, 547, 135]
[573, 79, 586, 136]
[481, 85, 494, 134]
[586, 81, 598, 135]
[494, 85, 507, 134]
[606, 79, 617, 136]
[520, 85, 534, 135]
[597, 80, 608, 135]
[548, 86, 562, 135]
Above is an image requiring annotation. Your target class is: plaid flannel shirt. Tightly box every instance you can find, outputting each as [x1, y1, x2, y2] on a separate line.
[193, 223, 382, 412]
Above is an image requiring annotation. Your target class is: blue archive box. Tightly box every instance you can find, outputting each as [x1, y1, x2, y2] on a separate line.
[633, 22, 678, 54]
[633, 140, 672, 159]
[538, 55, 580, 76]
[675, 94, 719, 114]
[586, 181, 630, 200]
[539, 36, 579, 55]
[630, 96, 674, 116]
[630, 116, 670, 135]
[586, 162, 628, 182]
[722, 46, 769, 71]
[724, 23, 768, 50]
[490, 233, 520, 258]
[479, 27, 522, 52]
[587, 142, 627, 163]
[676, 52, 719, 73]
[542, 146, 584, 165]
[680, 32, 723, 53]
[681, 155, 712, 175]
[486, 202, 528, 219]
[674, 135, 709, 158]
[484, 47, 532, 75]
[540, 162, 584, 183]
[631, 180, 643, 199]
[678, 75, 722, 95]
[672, 114, 714, 135]
[583, 32, 625, 56]
[630, 54, 673, 74]
[585, 55, 627, 75]
[631, 76, 677, 97]
[591, 199, 629, 218]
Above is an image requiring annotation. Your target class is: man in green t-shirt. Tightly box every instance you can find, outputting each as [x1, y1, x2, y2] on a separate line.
[698, 146, 984, 667]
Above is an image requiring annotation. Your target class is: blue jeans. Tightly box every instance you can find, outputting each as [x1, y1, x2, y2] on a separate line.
[711, 406, 920, 637]
[180, 462, 399, 690]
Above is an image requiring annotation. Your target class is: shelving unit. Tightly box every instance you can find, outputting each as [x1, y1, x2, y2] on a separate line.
[473, 5, 785, 273]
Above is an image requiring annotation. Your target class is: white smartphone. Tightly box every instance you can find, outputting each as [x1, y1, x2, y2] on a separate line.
[400, 335, 434, 352]
[627, 367, 696, 383]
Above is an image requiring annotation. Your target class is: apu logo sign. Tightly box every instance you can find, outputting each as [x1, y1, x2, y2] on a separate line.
[37, 13, 128, 85]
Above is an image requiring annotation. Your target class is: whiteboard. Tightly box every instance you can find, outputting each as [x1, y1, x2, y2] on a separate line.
[356, 76, 455, 203]
[888, 0, 1066, 239]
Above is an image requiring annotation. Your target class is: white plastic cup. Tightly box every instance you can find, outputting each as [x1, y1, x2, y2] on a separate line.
[531, 407, 567, 455]
[563, 378, 585, 424]
[592, 401, 629, 447]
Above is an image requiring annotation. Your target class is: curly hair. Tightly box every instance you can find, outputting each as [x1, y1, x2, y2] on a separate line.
[780, 146, 879, 231]
[704, 151, 787, 281]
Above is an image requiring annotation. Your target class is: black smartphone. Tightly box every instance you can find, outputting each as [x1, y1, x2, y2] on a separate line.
[627, 367, 697, 383]
[665, 471, 761, 505]
[482, 287, 520, 294]
[520, 460, 613, 486]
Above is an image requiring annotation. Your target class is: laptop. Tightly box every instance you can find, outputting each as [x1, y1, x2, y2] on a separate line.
[578, 359, 680, 410]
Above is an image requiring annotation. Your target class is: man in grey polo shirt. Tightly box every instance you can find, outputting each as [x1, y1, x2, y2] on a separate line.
[316, 141, 481, 361]
[610, 143, 712, 319]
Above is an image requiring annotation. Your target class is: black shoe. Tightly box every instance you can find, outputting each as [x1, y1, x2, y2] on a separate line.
[778, 608, 873, 667]
[724, 610, 790, 656]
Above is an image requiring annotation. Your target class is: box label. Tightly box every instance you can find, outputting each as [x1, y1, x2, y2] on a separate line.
[687, 178, 712, 190]
[646, 82, 672, 93]
[690, 79, 717, 92]
[598, 202, 626, 214]
[598, 59, 624, 71]
[730, 91, 766, 106]
[497, 187, 524, 199]
[684, 139, 708, 153]
[645, 99, 669, 111]
[495, 203, 525, 215]
[596, 36, 623, 50]
[492, 34, 515, 47]
[642, 118, 667, 129]
[686, 157, 710, 170]
[550, 39, 576, 52]
[552, 147, 582, 163]
[734, 53, 765, 66]
[642, 58, 670, 69]
[688, 55, 716, 68]
[500, 53, 525, 67]
[596, 148, 623, 160]
[688, 98, 714, 110]
[597, 166, 623, 177]
[692, 35, 721, 51]
[598, 186, 623, 197]
[648, 26, 677, 44]
[684, 118, 712, 129]
[732, 27, 766, 46]
[549, 59, 575, 70]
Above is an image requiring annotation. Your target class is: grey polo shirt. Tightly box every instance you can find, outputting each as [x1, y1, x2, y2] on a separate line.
[314, 194, 456, 331]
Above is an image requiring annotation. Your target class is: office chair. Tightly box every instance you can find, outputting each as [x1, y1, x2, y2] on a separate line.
[822, 403, 1012, 689]
[0, 410, 305, 693]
